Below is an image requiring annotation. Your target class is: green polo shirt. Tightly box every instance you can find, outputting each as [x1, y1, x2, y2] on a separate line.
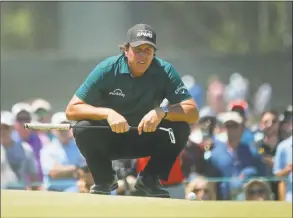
[75, 54, 191, 125]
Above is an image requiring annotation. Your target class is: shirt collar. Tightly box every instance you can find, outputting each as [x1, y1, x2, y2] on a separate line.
[119, 55, 131, 74]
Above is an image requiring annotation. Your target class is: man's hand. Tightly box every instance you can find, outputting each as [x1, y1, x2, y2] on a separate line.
[107, 109, 130, 133]
[137, 108, 165, 135]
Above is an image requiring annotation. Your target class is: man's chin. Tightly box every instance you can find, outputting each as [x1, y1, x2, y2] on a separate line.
[132, 68, 148, 76]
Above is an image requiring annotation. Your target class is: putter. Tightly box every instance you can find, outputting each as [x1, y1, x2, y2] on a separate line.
[23, 123, 176, 144]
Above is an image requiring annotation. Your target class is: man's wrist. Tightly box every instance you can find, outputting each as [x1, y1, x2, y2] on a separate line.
[155, 107, 166, 120]
[72, 165, 80, 178]
[105, 108, 114, 120]
[160, 106, 169, 119]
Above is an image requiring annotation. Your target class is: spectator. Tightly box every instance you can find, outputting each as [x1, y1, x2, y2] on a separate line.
[11, 102, 44, 182]
[31, 98, 54, 144]
[273, 110, 292, 202]
[112, 159, 138, 196]
[239, 179, 273, 201]
[205, 112, 265, 200]
[1, 141, 18, 189]
[199, 79, 226, 117]
[181, 116, 218, 178]
[76, 166, 94, 193]
[279, 105, 293, 141]
[1, 111, 40, 190]
[254, 110, 281, 199]
[40, 112, 86, 192]
[227, 100, 255, 146]
[76, 165, 125, 195]
[185, 177, 213, 200]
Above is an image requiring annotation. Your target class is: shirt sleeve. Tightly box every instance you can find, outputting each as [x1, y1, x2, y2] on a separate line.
[273, 145, 285, 175]
[164, 65, 192, 104]
[77, 154, 87, 168]
[75, 64, 107, 105]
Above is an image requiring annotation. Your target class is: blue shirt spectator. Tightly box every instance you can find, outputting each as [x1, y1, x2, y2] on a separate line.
[207, 112, 265, 200]
[207, 141, 264, 200]
[4, 141, 39, 189]
[40, 137, 86, 192]
[40, 112, 86, 192]
[273, 136, 292, 202]
[1, 110, 39, 190]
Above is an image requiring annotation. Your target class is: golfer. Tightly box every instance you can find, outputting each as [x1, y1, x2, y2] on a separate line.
[65, 23, 199, 198]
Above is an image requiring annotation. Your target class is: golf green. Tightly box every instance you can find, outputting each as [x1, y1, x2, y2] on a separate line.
[1, 190, 292, 218]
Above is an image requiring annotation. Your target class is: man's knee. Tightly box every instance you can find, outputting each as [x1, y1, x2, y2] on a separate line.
[73, 120, 92, 140]
[73, 120, 111, 156]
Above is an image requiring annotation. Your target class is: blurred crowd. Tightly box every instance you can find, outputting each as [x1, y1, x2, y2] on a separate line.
[1, 74, 292, 202]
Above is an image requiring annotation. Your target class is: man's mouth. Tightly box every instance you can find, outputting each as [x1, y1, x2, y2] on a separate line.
[137, 61, 145, 64]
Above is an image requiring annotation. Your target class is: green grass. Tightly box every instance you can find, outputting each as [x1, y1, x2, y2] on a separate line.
[1, 190, 292, 218]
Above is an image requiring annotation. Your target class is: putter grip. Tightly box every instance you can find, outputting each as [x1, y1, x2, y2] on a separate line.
[24, 123, 71, 130]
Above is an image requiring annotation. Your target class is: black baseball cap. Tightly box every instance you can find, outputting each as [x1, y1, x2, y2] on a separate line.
[126, 24, 157, 49]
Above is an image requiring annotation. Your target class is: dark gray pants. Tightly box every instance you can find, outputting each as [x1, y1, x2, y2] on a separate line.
[73, 120, 190, 185]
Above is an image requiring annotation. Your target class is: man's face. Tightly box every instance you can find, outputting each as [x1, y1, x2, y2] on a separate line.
[260, 112, 279, 136]
[125, 44, 155, 75]
[207, 81, 226, 114]
[194, 187, 209, 200]
[14, 111, 32, 139]
[225, 121, 244, 142]
[53, 122, 72, 144]
[35, 108, 51, 123]
[0, 124, 12, 144]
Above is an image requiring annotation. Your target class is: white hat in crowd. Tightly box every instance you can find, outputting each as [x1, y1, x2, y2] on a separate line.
[51, 112, 69, 124]
[11, 102, 33, 118]
[31, 99, 52, 113]
[218, 111, 243, 124]
[1, 111, 15, 126]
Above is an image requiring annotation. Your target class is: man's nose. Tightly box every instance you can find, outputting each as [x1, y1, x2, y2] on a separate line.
[265, 121, 273, 128]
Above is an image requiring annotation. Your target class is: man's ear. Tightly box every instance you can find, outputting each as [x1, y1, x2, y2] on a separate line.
[124, 46, 130, 57]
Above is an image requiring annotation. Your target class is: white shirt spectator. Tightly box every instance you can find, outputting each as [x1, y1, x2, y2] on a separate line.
[273, 136, 292, 202]
[1, 146, 18, 189]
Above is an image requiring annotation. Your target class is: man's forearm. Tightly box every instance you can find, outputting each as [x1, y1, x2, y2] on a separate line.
[66, 104, 111, 121]
[275, 169, 290, 177]
[163, 103, 199, 124]
[49, 165, 77, 179]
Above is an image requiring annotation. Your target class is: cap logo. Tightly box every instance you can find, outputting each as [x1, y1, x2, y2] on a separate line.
[137, 30, 153, 38]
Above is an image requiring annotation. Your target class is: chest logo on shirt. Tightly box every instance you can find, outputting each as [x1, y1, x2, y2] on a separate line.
[109, 89, 125, 97]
